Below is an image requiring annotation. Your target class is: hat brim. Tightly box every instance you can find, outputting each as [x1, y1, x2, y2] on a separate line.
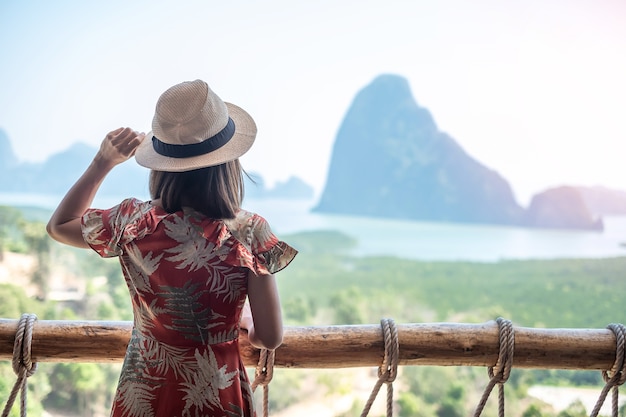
[135, 102, 257, 172]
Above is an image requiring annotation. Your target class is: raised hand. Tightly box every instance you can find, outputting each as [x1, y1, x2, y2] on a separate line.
[96, 127, 146, 169]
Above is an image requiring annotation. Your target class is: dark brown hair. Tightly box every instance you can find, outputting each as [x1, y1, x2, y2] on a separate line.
[149, 159, 244, 219]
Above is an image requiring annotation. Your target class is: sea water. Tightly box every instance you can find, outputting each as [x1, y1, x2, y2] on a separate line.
[2, 193, 625, 262]
[243, 198, 626, 262]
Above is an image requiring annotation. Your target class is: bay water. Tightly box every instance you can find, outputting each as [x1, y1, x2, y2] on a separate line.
[2, 192, 625, 262]
[243, 198, 626, 262]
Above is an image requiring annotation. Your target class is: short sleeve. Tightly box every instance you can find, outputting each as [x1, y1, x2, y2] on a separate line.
[81, 198, 151, 258]
[220, 211, 297, 276]
[249, 214, 298, 275]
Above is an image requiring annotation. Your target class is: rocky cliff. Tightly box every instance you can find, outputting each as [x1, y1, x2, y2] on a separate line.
[523, 186, 603, 231]
[314, 74, 525, 225]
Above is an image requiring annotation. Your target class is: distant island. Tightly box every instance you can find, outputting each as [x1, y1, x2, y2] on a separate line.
[0, 129, 314, 201]
[313, 74, 626, 231]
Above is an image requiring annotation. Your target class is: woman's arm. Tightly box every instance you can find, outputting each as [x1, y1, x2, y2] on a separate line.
[240, 270, 284, 350]
[46, 127, 145, 247]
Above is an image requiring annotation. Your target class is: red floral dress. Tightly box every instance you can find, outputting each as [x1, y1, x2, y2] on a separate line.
[81, 198, 297, 417]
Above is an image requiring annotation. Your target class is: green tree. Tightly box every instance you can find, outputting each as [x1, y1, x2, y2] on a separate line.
[436, 383, 465, 417]
[19, 221, 51, 299]
[522, 404, 548, 417]
[329, 286, 367, 325]
[258, 369, 303, 412]
[0, 283, 40, 318]
[0, 206, 26, 257]
[397, 392, 435, 417]
[45, 363, 108, 416]
[557, 400, 587, 417]
[283, 295, 316, 324]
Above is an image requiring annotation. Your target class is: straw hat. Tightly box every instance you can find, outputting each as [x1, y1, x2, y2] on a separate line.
[135, 80, 257, 172]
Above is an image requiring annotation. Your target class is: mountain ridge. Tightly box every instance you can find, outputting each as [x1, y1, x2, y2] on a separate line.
[0, 131, 313, 201]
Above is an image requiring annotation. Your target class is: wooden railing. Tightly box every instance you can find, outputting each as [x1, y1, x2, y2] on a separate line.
[0, 318, 620, 370]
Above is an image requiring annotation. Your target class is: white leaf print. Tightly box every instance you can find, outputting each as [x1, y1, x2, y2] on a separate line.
[207, 267, 246, 303]
[163, 216, 217, 272]
[250, 215, 274, 250]
[142, 337, 193, 382]
[181, 347, 238, 413]
[124, 243, 163, 295]
[116, 339, 163, 417]
[134, 299, 166, 334]
[206, 328, 239, 345]
[82, 210, 115, 251]
[116, 378, 157, 417]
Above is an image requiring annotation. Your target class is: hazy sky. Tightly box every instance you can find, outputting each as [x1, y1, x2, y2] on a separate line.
[1, 0, 625, 205]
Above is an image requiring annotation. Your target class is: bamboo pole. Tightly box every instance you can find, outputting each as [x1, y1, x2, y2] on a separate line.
[0, 319, 618, 371]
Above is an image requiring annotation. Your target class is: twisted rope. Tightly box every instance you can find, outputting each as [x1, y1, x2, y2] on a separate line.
[360, 318, 399, 417]
[2, 313, 38, 417]
[589, 323, 626, 417]
[473, 317, 514, 417]
[251, 349, 275, 417]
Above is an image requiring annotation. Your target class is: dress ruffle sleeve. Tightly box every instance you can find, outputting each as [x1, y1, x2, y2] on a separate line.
[81, 198, 160, 258]
[219, 210, 297, 276]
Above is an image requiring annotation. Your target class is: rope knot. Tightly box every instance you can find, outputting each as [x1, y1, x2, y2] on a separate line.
[589, 323, 626, 417]
[2, 313, 38, 417]
[602, 323, 626, 386]
[473, 317, 515, 417]
[487, 317, 514, 384]
[360, 318, 399, 417]
[251, 348, 275, 390]
[378, 318, 399, 383]
[251, 349, 275, 417]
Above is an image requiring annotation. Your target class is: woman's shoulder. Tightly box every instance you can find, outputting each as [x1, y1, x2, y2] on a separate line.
[223, 209, 265, 232]
[233, 209, 267, 225]
[84, 197, 152, 220]
[222, 210, 274, 246]
[111, 198, 164, 221]
[223, 209, 297, 274]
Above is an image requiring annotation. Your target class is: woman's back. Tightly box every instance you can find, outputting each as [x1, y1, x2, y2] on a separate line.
[82, 198, 295, 416]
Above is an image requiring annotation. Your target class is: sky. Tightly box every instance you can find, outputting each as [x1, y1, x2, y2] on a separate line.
[1, 0, 625, 206]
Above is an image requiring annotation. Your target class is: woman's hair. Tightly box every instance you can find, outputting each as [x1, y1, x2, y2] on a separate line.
[149, 159, 244, 219]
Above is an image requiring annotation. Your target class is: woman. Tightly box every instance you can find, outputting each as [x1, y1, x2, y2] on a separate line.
[47, 79, 297, 417]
